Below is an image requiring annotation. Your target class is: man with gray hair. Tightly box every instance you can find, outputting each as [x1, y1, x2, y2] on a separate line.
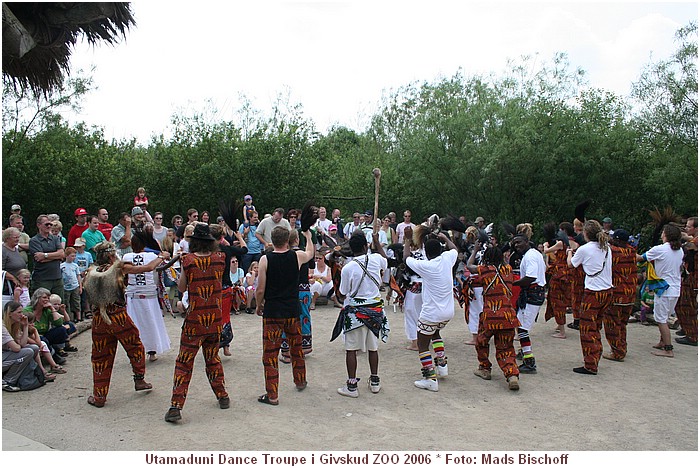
[28, 215, 65, 296]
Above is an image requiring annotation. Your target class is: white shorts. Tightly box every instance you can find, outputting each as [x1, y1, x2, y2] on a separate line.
[517, 302, 541, 331]
[653, 294, 679, 324]
[344, 326, 379, 352]
[417, 319, 450, 336]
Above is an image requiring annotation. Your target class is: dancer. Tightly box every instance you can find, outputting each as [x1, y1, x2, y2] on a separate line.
[332, 231, 389, 397]
[255, 226, 315, 405]
[404, 230, 458, 392]
[83, 241, 166, 407]
[400, 227, 425, 351]
[675, 217, 697, 346]
[123, 233, 171, 362]
[466, 244, 521, 390]
[511, 234, 547, 374]
[542, 223, 574, 338]
[567, 220, 613, 374]
[636, 224, 684, 357]
[165, 223, 229, 422]
[602, 229, 638, 361]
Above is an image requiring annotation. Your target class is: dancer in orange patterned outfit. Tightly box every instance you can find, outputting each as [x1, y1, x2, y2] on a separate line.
[83, 241, 169, 408]
[543, 222, 575, 339]
[603, 229, 638, 361]
[567, 220, 613, 375]
[165, 223, 228, 423]
[567, 218, 586, 331]
[467, 243, 521, 391]
[675, 216, 697, 347]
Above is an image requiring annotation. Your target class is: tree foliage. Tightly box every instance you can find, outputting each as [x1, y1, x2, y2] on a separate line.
[3, 24, 696, 244]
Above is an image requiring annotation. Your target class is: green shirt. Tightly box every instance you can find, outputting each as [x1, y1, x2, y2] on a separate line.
[81, 227, 107, 261]
[23, 305, 63, 335]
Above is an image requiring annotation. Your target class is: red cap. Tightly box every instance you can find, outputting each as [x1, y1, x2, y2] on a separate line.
[74, 208, 88, 217]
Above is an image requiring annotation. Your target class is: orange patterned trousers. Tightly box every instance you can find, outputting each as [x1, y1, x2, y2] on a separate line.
[579, 288, 613, 373]
[262, 317, 306, 400]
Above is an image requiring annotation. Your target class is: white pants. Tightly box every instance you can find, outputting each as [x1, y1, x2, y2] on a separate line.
[403, 290, 422, 341]
[517, 302, 541, 331]
[468, 287, 483, 334]
[310, 281, 333, 298]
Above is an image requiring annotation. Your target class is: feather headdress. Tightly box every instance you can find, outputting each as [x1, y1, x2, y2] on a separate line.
[218, 198, 241, 231]
[300, 201, 319, 232]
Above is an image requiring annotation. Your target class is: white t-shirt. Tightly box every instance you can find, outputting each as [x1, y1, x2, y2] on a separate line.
[519, 248, 547, 287]
[339, 253, 387, 306]
[315, 218, 332, 233]
[122, 252, 158, 294]
[645, 242, 684, 297]
[571, 241, 613, 291]
[395, 222, 416, 244]
[256, 217, 292, 244]
[406, 249, 458, 323]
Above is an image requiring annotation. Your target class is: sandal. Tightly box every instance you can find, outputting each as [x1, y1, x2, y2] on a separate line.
[257, 394, 279, 406]
[50, 366, 67, 374]
[43, 373, 56, 382]
[87, 396, 104, 408]
[64, 345, 78, 352]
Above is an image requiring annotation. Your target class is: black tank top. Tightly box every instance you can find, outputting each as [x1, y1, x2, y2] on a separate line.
[263, 250, 300, 318]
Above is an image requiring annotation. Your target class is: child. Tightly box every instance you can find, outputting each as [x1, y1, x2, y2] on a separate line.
[25, 312, 67, 377]
[229, 257, 246, 314]
[244, 261, 258, 314]
[73, 237, 93, 318]
[242, 194, 256, 226]
[60, 247, 83, 322]
[640, 285, 655, 325]
[50, 220, 66, 250]
[49, 294, 78, 351]
[12, 269, 31, 308]
[134, 186, 149, 208]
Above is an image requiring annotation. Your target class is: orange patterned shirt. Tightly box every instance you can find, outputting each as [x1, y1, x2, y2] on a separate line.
[181, 252, 225, 336]
[477, 264, 520, 330]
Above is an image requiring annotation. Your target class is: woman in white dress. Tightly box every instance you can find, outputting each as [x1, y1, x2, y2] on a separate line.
[309, 252, 340, 309]
[123, 233, 171, 362]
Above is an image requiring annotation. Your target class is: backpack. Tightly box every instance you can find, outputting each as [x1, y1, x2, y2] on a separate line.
[15, 357, 45, 391]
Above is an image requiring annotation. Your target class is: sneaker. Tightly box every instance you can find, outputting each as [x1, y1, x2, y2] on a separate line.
[219, 397, 230, 409]
[368, 376, 381, 394]
[435, 364, 448, 377]
[567, 321, 579, 330]
[64, 345, 78, 352]
[473, 368, 492, 380]
[518, 357, 537, 374]
[414, 378, 439, 392]
[164, 407, 182, 423]
[337, 385, 359, 398]
[507, 375, 520, 391]
[2, 383, 20, 392]
[675, 336, 698, 346]
[676, 329, 686, 336]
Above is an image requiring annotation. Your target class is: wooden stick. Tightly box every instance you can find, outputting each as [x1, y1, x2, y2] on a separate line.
[373, 168, 381, 234]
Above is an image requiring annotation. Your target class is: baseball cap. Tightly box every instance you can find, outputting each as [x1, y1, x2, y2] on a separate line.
[131, 206, 144, 216]
[73, 237, 86, 247]
[364, 210, 373, 217]
[74, 208, 88, 217]
[612, 229, 629, 241]
[602, 217, 613, 223]
[328, 224, 338, 232]
[244, 195, 252, 201]
[11, 204, 21, 211]
[475, 216, 484, 223]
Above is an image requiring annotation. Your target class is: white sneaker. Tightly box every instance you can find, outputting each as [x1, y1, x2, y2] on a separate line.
[337, 385, 359, 398]
[436, 364, 448, 377]
[368, 377, 381, 394]
[414, 378, 439, 392]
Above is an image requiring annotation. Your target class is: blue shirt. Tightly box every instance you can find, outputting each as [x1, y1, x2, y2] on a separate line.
[60, 261, 81, 291]
[240, 224, 262, 254]
[75, 251, 93, 274]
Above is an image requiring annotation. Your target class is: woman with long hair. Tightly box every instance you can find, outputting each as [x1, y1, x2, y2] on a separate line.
[567, 220, 613, 374]
[83, 241, 168, 407]
[636, 224, 684, 357]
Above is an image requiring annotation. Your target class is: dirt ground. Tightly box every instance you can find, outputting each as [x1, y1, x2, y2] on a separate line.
[2, 300, 697, 453]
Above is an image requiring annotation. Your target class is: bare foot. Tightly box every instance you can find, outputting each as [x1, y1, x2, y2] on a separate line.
[406, 345, 419, 351]
[552, 332, 566, 339]
[464, 341, 476, 345]
[223, 347, 232, 356]
[651, 349, 674, 358]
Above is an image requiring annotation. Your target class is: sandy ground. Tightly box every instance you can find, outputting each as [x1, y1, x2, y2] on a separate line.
[1, 300, 698, 452]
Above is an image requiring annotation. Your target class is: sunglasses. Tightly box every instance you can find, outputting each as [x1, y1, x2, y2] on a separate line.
[43, 222, 52, 226]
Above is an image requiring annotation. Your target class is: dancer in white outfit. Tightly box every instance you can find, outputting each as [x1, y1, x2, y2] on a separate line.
[123, 234, 171, 362]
